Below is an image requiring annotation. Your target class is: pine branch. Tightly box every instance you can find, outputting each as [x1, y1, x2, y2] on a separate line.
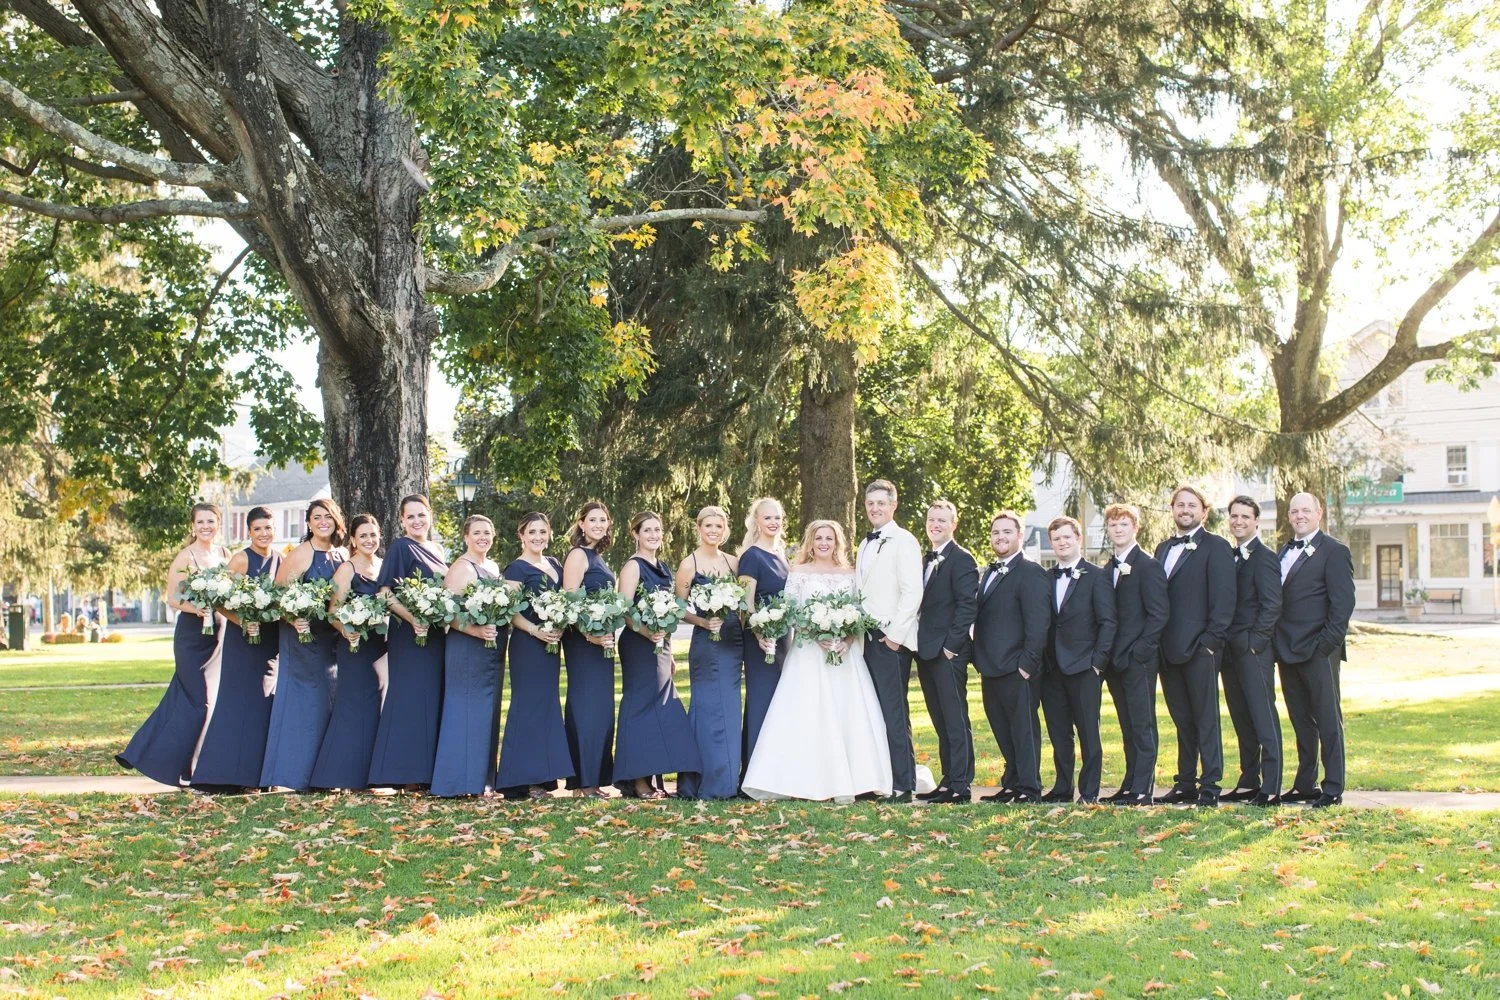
[0, 188, 254, 223]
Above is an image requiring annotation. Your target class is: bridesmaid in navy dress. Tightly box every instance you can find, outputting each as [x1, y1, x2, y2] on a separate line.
[613, 511, 701, 798]
[192, 505, 279, 791]
[431, 515, 506, 797]
[673, 505, 744, 800]
[562, 501, 618, 798]
[496, 512, 574, 798]
[368, 493, 450, 791]
[737, 497, 791, 769]
[260, 499, 347, 791]
[310, 513, 386, 790]
[117, 503, 228, 787]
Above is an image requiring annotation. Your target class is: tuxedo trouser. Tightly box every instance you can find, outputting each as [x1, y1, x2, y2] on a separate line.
[1159, 646, 1224, 793]
[1105, 664, 1157, 797]
[865, 633, 916, 792]
[980, 671, 1041, 796]
[916, 654, 974, 791]
[1278, 653, 1345, 796]
[1041, 667, 1104, 798]
[1221, 643, 1282, 796]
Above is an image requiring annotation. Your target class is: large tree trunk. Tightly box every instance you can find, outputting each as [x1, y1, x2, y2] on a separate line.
[798, 340, 859, 532]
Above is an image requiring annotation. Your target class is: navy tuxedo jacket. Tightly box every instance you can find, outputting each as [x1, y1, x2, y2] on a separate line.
[1046, 561, 1117, 675]
[1229, 537, 1282, 656]
[1104, 545, 1169, 672]
[1273, 532, 1356, 664]
[917, 542, 979, 662]
[972, 555, 1050, 678]
[1154, 526, 1236, 664]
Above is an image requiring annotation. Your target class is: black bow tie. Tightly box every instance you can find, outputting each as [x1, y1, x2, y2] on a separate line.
[987, 561, 1003, 574]
[1288, 539, 1307, 550]
[865, 531, 882, 544]
[1108, 555, 1122, 568]
[924, 550, 938, 563]
[1053, 566, 1071, 579]
[1167, 533, 1193, 546]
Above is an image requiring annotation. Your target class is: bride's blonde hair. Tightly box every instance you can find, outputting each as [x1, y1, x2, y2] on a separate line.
[791, 519, 852, 568]
[739, 496, 787, 555]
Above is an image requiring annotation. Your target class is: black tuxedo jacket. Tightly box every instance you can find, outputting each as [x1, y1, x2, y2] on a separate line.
[1273, 531, 1356, 664]
[1229, 537, 1282, 656]
[972, 555, 1050, 678]
[917, 541, 979, 662]
[1104, 545, 1169, 672]
[1154, 526, 1236, 665]
[1046, 562, 1117, 675]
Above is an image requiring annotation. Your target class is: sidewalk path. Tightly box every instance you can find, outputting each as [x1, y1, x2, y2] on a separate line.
[1, 775, 1497, 810]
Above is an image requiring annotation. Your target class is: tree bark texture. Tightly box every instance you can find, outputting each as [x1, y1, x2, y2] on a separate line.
[798, 340, 859, 532]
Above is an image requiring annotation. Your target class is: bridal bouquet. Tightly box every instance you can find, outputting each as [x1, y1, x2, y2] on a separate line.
[529, 589, 577, 654]
[746, 594, 793, 663]
[688, 574, 748, 642]
[793, 592, 879, 666]
[278, 578, 336, 644]
[571, 588, 632, 661]
[456, 578, 527, 648]
[334, 593, 389, 653]
[179, 564, 235, 635]
[223, 573, 281, 644]
[392, 575, 457, 646]
[631, 586, 688, 653]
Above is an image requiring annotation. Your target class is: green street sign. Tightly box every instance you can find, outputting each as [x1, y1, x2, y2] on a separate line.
[1345, 481, 1404, 505]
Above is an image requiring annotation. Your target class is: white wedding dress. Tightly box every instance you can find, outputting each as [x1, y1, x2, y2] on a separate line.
[741, 570, 893, 802]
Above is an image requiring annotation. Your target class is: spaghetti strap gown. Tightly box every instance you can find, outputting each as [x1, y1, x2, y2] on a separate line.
[310, 570, 387, 790]
[495, 557, 574, 791]
[563, 547, 617, 788]
[738, 545, 790, 768]
[677, 558, 745, 800]
[613, 556, 702, 786]
[367, 537, 449, 786]
[260, 548, 343, 790]
[116, 553, 225, 787]
[431, 559, 506, 797]
[192, 548, 280, 788]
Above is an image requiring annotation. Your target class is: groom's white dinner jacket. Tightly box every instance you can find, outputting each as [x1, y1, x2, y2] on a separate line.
[855, 520, 924, 651]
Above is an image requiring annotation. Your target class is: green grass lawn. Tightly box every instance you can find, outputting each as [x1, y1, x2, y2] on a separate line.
[0, 795, 1495, 998]
[1, 630, 1497, 791]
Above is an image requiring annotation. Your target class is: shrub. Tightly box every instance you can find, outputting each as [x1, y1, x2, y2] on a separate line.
[102, 632, 125, 643]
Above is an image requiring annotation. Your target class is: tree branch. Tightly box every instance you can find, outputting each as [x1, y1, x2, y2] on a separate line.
[5, 0, 98, 47]
[57, 90, 148, 107]
[427, 207, 769, 296]
[0, 75, 239, 189]
[0, 188, 254, 223]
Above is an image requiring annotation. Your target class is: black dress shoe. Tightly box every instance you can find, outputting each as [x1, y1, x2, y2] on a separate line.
[1041, 787, 1075, 803]
[1011, 792, 1041, 803]
[1078, 795, 1099, 805]
[1155, 787, 1197, 805]
[1280, 787, 1321, 803]
[1250, 792, 1280, 807]
[1110, 792, 1151, 806]
[979, 788, 1016, 802]
[928, 787, 970, 804]
[884, 790, 914, 803]
[1310, 793, 1343, 808]
[1221, 786, 1259, 802]
[1100, 788, 1132, 803]
[915, 786, 949, 802]
[1195, 790, 1220, 807]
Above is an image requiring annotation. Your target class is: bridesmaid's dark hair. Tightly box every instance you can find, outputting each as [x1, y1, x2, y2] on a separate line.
[399, 493, 431, 514]
[516, 511, 550, 537]
[301, 498, 348, 547]
[247, 505, 273, 526]
[347, 512, 381, 544]
[629, 510, 662, 536]
[569, 500, 614, 550]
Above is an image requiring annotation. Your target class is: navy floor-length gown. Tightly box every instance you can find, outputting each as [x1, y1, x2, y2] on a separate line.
[613, 556, 702, 785]
[117, 555, 225, 786]
[260, 548, 343, 790]
[563, 547, 617, 788]
[310, 569, 387, 790]
[737, 544, 790, 768]
[495, 557, 574, 790]
[677, 559, 745, 800]
[431, 559, 505, 797]
[192, 548, 279, 788]
[367, 536, 449, 787]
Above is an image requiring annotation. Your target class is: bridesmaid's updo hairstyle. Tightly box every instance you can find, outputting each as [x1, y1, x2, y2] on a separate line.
[247, 505, 273, 527]
[569, 500, 613, 550]
[695, 505, 729, 527]
[182, 502, 222, 547]
[516, 511, 551, 538]
[630, 510, 663, 536]
[348, 512, 381, 545]
[462, 514, 495, 537]
[301, 498, 349, 547]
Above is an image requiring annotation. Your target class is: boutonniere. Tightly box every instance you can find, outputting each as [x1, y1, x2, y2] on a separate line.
[930, 553, 945, 568]
[1117, 562, 1132, 576]
[877, 537, 888, 553]
[997, 563, 1010, 576]
[1304, 545, 1316, 557]
[1070, 567, 1083, 580]
[1184, 540, 1198, 551]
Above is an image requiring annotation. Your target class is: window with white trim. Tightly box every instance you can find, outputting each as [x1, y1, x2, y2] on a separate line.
[1446, 446, 1469, 486]
[1430, 523, 1469, 578]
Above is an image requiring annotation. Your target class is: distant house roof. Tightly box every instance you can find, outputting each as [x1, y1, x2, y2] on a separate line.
[231, 464, 331, 506]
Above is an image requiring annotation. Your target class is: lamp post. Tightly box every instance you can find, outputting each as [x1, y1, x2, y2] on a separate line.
[452, 459, 481, 522]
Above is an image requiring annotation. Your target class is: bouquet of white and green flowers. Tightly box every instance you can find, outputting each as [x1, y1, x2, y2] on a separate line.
[529, 588, 577, 654]
[688, 574, 748, 642]
[179, 564, 236, 635]
[793, 591, 880, 666]
[630, 586, 688, 653]
[746, 593, 794, 664]
[278, 578, 336, 645]
[392, 575, 457, 647]
[571, 588, 631, 661]
[456, 578, 528, 649]
[222, 573, 281, 644]
[333, 592, 389, 653]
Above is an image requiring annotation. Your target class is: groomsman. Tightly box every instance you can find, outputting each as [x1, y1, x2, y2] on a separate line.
[915, 500, 980, 804]
[1275, 492, 1355, 808]
[855, 479, 924, 802]
[1099, 503, 1169, 806]
[1154, 484, 1235, 805]
[1221, 495, 1284, 805]
[1040, 516, 1116, 803]
[972, 510, 1050, 803]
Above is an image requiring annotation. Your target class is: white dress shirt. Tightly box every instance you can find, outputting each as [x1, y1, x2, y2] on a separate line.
[1055, 559, 1080, 610]
[1161, 527, 1200, 578]
[981, 552, 1020, 594]
[1281, 529, 1320, 583]
[924, 539, 952, 585]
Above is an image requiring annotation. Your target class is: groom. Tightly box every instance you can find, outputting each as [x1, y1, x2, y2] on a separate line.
[855, 479, 924, 802]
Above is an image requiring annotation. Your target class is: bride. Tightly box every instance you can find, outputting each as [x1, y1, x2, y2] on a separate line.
[742, 520, 893, 803]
